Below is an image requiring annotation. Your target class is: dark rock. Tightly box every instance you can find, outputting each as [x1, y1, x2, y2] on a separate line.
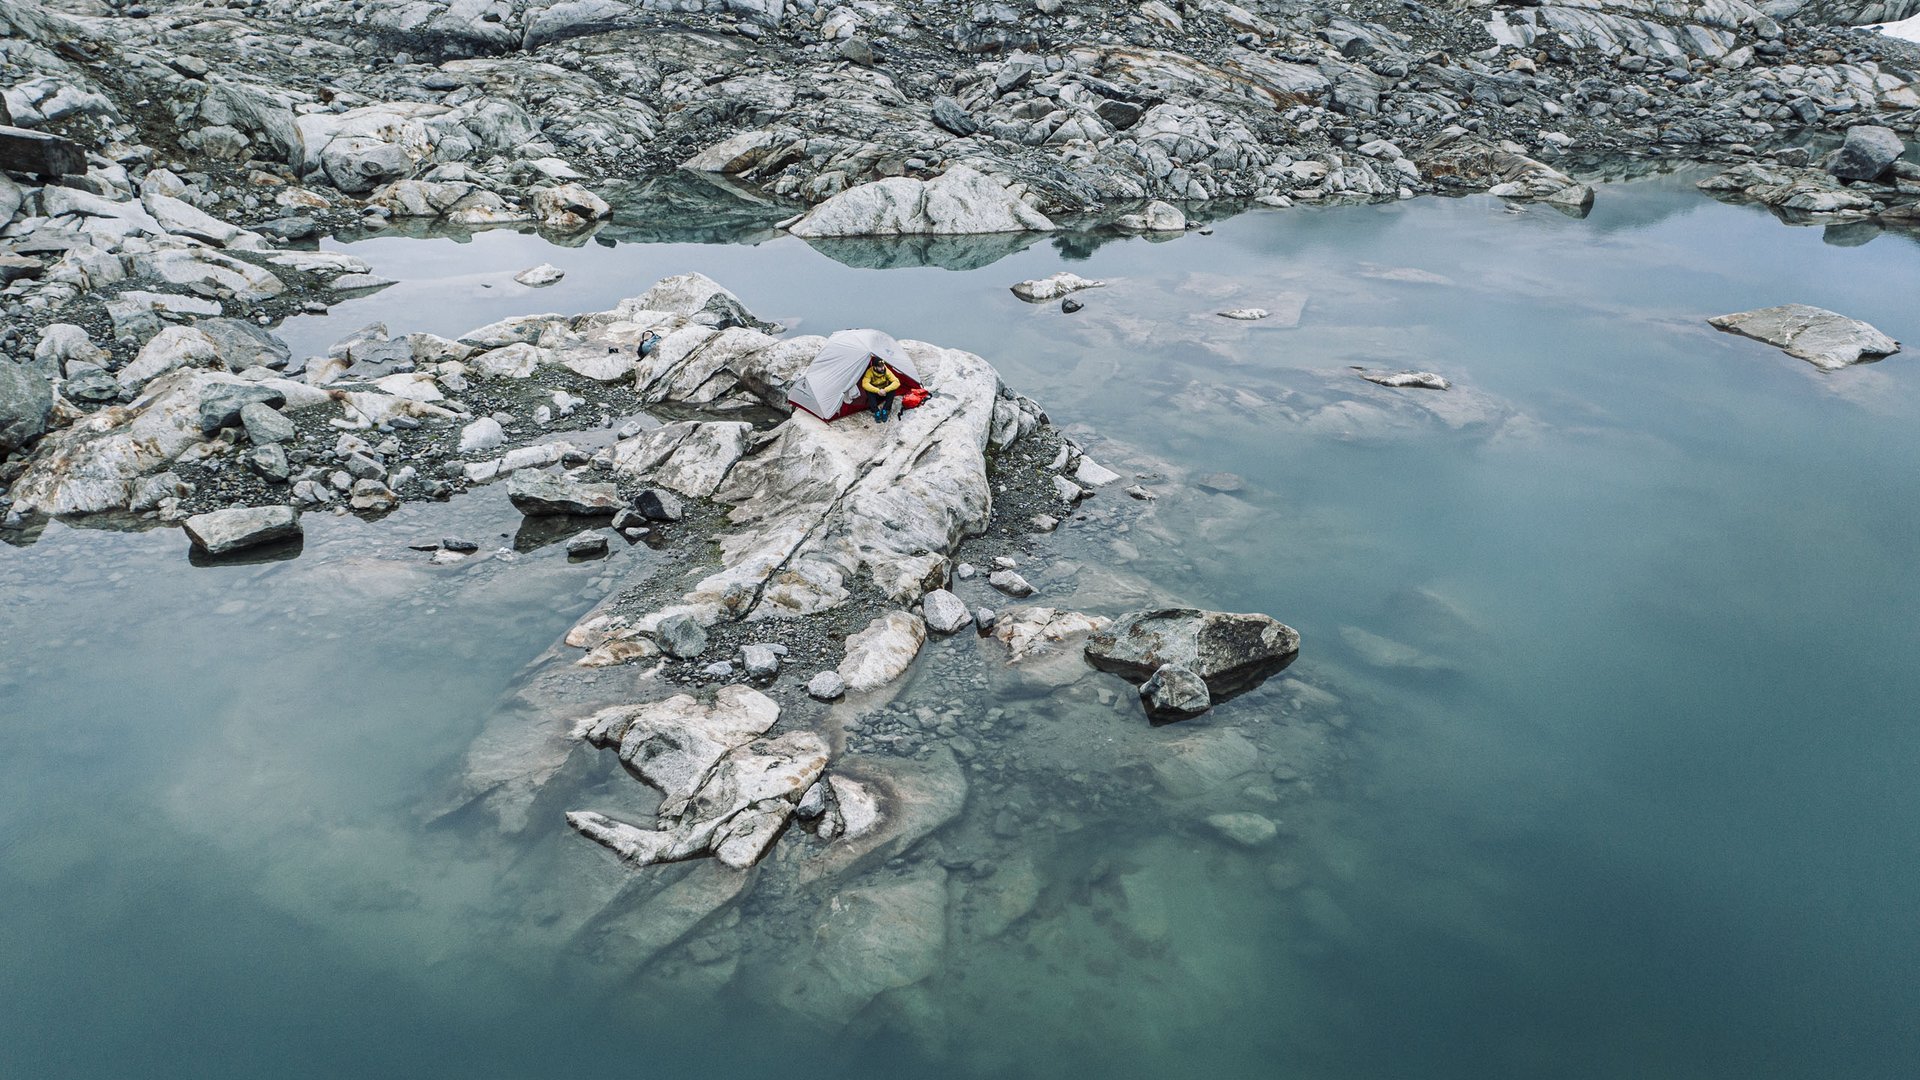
[0, 364, 54, 453]
[635, 487, 684, 521]
[1094, 99, 1143, 130]
[837, 36, 876, 66]
[1827, 125, 1904, 181]
[1086, 608, 1300, 698]
[442, 536, 480, 552]
[239, 401, 296, 444]
[931, 96, 979, 136]
[196, 384, 286, 435]
[1061, 298, 1082, 313]
[244, 443, 290, 483]
[255, 216, 320, 242]
[0, 125, 87, 178]
[1140, 663, 1211, 721]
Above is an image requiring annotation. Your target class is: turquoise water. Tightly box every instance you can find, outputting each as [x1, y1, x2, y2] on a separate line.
[4, 175, 1918, 1078]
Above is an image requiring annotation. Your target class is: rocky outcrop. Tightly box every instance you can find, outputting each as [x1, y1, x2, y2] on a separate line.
[1708, 305, 1902, 369]
[787, 165, 1055, 238]
[0, 365, 54, 454]
[568, 685, 831, 870]
[1086, 608, 1301, 712]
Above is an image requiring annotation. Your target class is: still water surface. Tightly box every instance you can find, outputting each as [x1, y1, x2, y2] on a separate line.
[4, 175, 1918, 1078]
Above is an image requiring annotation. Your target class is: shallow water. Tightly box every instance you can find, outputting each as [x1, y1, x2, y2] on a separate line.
[5, 175, 1919, 1079]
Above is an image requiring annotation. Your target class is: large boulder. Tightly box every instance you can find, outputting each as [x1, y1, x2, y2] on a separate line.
[506, 469, 621, 514]
[1708, 304, 1901, 370]
[1086, 608, 1300, 698]
[787, 165, 1055, 238]
[0, 364, 55, 453]
[1826, 125, 1905, 182]
[182, 506, 302, 554]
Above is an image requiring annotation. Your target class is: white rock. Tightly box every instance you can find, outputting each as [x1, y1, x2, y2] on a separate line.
[118, 326, 222, 389]
[788, 165, 1056, 237]
[920, 589, 973, 634]
[837, 611, 927, 691]
[458, 417, 505, 453]
[1708, 304, 1902, 371]
[1010, 272, 1106, 302]
[513, 263, 566, 287]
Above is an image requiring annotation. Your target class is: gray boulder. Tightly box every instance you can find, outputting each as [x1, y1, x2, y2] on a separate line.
[635, 487, 685, 522]
[182, 506, 302, 554]
[1087, 608, 1301, 699]
[240, 401, 296, 445]
[742, 643, 782, 677]
[0, 363, 54, 453]
[507, 469, 621, 515]
[921, 588, 973, 633]
[1827, 125, 1904, 182]
[654, 613, 709, 658]
[1139, 663, 1212, 721]
[1708, 304, 1901, 371]
[807, 670, 847, 701]
[198, 384, 287, 435]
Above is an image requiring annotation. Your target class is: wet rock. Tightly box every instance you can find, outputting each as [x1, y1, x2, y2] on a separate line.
[1708, 305, 1901, 371]
[566, 530, 609, 557]
[1827, 125, 1904, 181]
[0, 364, 54, 454]
[1196, 472, 1244, 493]
[1205, 812, 1278, 847]
[807, 670, 847, 701]
[1140, 663, 1211, 721]
[181, 505, 301, 554]
[654, 612, 709, 659]
[788, 165, 1055, 238]
[988, 569, 1034, 597]
[514, 263, 565, 287]
[1116, 200, 1185, 232]
[1087, 608, 1300, 698]
[1359, 370, 1451, 390]
[1010, 272, 1105, 302]
[1218, 308, 1268, 320]
[921, 588, 973, 634]
[534, 182, 611, 229]
[506, 469, 621, 515]
[973, 607, 997, 631]
[1060, 298, 1083, 314]
[837, 611, 927, 691]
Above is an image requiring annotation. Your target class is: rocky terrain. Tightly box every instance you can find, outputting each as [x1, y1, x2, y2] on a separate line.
[3, 0, 1918, 1040]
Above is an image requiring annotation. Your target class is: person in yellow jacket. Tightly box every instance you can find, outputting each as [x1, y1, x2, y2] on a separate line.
[859, 355, 903, 422]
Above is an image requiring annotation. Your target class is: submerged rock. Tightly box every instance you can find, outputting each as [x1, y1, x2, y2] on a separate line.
[1087, 608, 1300, 704]
[1708, 304, 1901, 370]
[182, 505, 301, 554]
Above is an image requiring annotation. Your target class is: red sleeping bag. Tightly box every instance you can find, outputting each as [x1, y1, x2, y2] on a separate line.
[899, 387, 929, 409]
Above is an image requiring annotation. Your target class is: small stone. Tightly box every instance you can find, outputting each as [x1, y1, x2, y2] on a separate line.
[807, 670, 846, 701]
[1125, 485, 1154, 500]
[1031, 513, 1059, 532]
[244, 443, 290, 483]
[989, 570, 1035, 597]
[742, 643, 781, 677]
[973, 608, 997, 631]
[565, 530, 609, 557]
[442, 536, 480, 552]
[349, 478, 398, 512]
[1061, 298, 1083, 313]
[955, 562, 977, 580]
[992, 556, 1017, 569]
[1218, 308, 1269, 320]
[701, 661, 735, 678]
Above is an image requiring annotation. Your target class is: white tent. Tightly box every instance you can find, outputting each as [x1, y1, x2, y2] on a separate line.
[788, 328, 924, 421]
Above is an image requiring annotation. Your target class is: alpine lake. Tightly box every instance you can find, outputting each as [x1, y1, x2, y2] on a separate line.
[3, 169, 1917, 1080]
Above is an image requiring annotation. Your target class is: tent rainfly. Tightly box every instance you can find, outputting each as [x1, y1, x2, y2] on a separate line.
[787, 328, 925, 421]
